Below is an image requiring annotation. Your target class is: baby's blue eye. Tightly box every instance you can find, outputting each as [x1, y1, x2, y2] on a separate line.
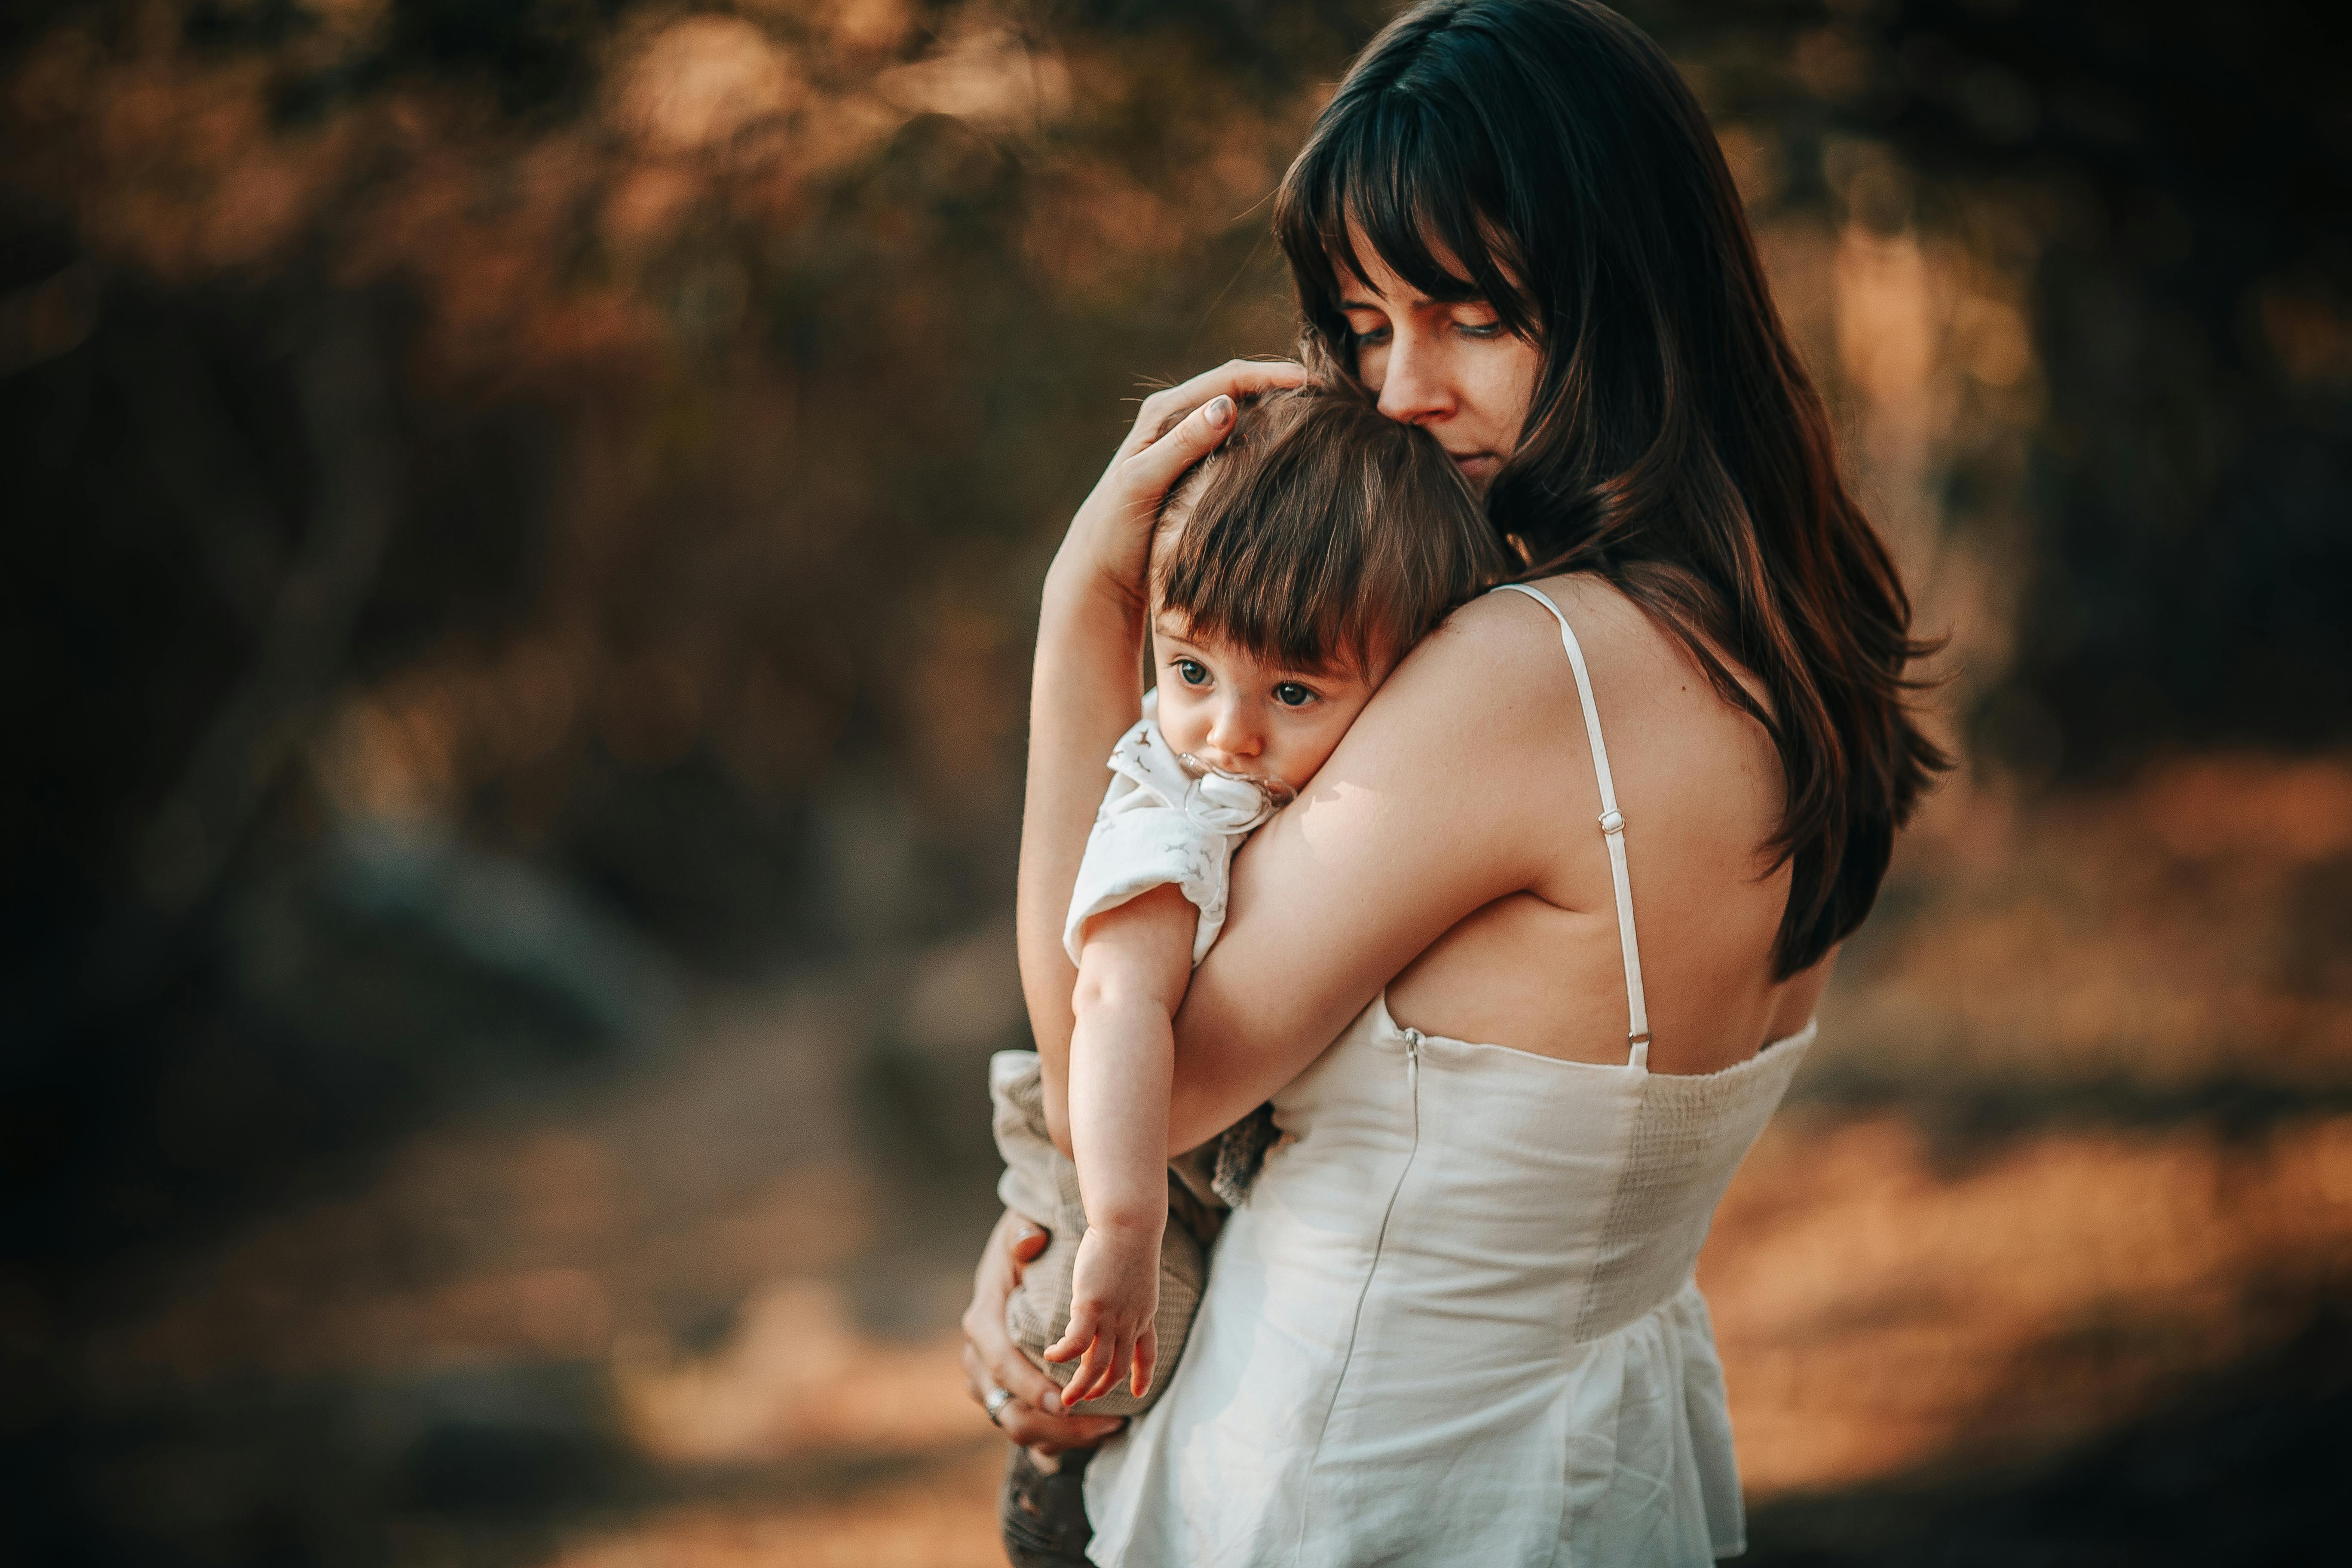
[1176, 658, 1210, 686]
[1274, 682, 1315, 707]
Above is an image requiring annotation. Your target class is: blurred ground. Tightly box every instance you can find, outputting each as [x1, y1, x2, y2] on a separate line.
[9, 754, 2347, 1564]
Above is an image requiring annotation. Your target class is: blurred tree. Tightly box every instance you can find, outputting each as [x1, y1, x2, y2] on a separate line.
[0, 0, 1370, 1269]
[1, 0, 2343, 1349]
[1857, 0, 2352, 771]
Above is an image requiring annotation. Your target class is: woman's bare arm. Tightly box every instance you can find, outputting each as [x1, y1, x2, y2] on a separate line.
[1161, 598, 1580, 1151]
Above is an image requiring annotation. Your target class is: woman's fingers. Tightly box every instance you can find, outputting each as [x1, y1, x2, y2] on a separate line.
[1055, 358, 1314, 600]
[1008, 1218, 1051, 1268]
[1112, 392, 1239, 504]
[962, 1215, 1067, 1416]
[971, 1314, 1064, 1414]
[961, 1344, 1124, 1451]
[1119, 358, 1311, 457]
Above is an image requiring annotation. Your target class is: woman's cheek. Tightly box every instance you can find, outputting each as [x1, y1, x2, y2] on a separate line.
[1488, 339, 1542, 441]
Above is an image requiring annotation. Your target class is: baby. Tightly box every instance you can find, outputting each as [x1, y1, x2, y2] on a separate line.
[990, 382, 1508, 1415]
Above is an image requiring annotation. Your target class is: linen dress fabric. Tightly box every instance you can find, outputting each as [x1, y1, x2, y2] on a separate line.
[1081, 584, 1814, 1566]
[990, 694, 1281, 1418]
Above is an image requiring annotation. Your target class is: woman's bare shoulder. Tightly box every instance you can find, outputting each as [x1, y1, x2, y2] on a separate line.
[1329, 577, 1780, 855]
[1432, 576, 1784, 841]
[1408, 576, 1762, 727]
[1373, 577, 1794, 1068]
[1345, 585, 1592, 775]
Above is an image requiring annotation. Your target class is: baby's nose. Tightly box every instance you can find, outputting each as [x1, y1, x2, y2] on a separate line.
[1204, 716, 1261, 763]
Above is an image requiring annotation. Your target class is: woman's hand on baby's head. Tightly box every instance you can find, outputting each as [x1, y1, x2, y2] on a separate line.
[1046, 1222, 1164, 1406]
[1055, 360, 1310, 607]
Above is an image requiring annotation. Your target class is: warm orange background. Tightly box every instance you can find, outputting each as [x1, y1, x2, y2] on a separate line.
[4, 2, 2344, 1561]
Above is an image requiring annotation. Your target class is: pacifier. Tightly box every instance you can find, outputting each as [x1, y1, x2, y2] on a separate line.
[1175, 753, 1296, 833]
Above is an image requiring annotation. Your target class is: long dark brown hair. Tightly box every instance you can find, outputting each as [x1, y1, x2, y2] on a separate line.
[1273, 0, 1950, 979]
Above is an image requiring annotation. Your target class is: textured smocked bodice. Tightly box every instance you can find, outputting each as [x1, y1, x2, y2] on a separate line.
[1080, 584, 1814, 1566]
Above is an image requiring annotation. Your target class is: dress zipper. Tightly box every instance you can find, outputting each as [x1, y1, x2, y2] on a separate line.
[1296, 1022, 1428, 1559]
[1403, 1027, 1423, 1128]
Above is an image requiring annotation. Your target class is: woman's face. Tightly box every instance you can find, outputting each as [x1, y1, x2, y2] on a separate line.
[1334, 241, 1541, 487]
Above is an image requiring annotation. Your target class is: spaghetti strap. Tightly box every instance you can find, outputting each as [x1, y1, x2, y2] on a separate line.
[1492, 583, 1653, 1068]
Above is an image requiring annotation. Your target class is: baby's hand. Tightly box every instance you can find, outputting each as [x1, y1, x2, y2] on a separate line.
[1043, 1222, 1161, 1406]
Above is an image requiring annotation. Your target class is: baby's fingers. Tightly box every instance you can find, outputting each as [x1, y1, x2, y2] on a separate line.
[1071, 1334, 1118, 1405]
[1131, 1325, 1158, 1399]
[1091, 1331, 1137, 1406]
[1044, 1308, 1094, 1365]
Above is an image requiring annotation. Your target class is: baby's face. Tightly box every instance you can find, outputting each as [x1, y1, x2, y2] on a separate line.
[1151, 613, 1389, 795]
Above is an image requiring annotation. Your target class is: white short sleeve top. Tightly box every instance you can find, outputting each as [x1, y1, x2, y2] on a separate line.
[1063, 691, 1285, 967]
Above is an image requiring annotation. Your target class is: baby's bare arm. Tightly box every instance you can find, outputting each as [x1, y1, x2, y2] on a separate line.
[1066, 883, 1195, 1228]
[1047, 883, 1194, 1402]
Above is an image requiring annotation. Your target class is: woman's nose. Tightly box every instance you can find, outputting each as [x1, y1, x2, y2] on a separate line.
[1374, 328, 1455, 426]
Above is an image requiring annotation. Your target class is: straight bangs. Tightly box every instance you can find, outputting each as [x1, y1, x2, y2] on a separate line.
[1277, 86, 1540, 355]
[1154, 387, 1505, 678]
[1158, 492, 1381, 679]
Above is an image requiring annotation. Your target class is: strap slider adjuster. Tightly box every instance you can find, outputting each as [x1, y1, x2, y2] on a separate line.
[1628, 1030, 1652, 1047]
[1598, 808, 1625, 835]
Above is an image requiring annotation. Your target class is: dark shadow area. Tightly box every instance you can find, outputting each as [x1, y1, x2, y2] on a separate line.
[1747, 1301, 2352, 1566]
[0, 1349, 995, 1568]
[1857, 0, 2352, 775]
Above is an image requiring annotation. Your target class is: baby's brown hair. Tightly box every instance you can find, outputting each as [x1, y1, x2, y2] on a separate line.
[1153, 383, 1511, 677]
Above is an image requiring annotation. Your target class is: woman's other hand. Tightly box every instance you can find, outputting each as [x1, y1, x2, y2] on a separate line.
[962, 1208, 1128, 1455]
[1050, 359, 1311, 609]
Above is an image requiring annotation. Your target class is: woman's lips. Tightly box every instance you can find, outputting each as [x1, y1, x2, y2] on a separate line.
[1450, 450, 1499, 478]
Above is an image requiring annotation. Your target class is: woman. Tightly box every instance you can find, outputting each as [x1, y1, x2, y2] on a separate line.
[965, 2, 1946, 1562]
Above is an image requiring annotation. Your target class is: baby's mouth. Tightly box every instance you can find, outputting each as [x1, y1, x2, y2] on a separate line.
[1176, 754, 1295, 833]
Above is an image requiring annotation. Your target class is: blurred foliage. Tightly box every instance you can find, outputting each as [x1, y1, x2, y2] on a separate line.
[1857, 0, 2352, 769]
[1, 0, 2348, 1560]
[2, 0, 2345, 1262]
[0, 0, 1360, 1267]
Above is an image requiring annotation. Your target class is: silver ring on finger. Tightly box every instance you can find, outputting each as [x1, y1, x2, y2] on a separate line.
[983, 1385, 1015, 1427]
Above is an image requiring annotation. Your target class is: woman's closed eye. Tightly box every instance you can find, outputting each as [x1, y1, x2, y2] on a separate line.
[1450, 303, 1508, 340]
[1343, 308, 1503, 345]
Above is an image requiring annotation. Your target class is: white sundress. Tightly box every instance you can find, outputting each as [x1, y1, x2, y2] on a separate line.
[1081, 582, 1815, 1566]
